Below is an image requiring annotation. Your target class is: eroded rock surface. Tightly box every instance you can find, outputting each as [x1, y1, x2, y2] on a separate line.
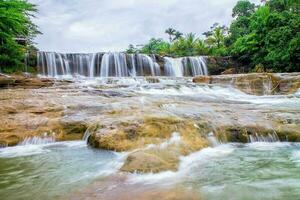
[193, 73, 300, 95]
[1, 74, 300, 173]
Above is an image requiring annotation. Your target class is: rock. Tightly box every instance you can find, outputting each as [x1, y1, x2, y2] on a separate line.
[193, 73, 300, 95]
[0, 76, 15, 88]
[215, 124, 300, 143]
[221, 68, 236, 75]
[0, 135, 21, 147]
[88, 116, 209, 152]
[192, 76, 211, 84]
[88, 116, 209, 173]
[71, 175, 202, 200]
[146, 77, 160, 83]
[120, 151, 178, 173]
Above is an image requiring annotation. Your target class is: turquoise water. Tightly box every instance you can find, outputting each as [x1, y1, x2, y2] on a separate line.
[0, 141, 124, 200]
[0, 141, 300, 200]
[128, 142, 300, 200]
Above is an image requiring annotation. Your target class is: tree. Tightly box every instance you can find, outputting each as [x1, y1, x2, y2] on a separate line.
[0, 0, 40, 72]
[165, 28, 176, 43]
[227, 0, 256, 47]
[232, 0, 256, 17]
[140, 38, 170, 55]
[126, 44, 138, 54]
[231, 0, 300, 72]
[204, 23, 228, 56]
[173, 31, 183, 41]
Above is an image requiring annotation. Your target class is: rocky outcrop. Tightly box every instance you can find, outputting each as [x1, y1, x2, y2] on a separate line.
[88, 116, 208, 173]
[193, 73, 300, 95]
[0, 74, 54, 89]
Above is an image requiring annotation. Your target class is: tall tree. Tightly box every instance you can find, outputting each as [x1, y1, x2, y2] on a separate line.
[0, 0, 40, 72]
[173, 31, 183, 41]
[165, 28, 176, 43]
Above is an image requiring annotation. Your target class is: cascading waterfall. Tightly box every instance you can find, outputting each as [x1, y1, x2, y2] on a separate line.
[19, 136, 55, 145]
[164, 56, 208, 77]
[248, 132, 280, 143]
[37, 52, 208, 77]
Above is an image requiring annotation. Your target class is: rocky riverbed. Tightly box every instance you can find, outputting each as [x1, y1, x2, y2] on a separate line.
[0, 73, 300, 199]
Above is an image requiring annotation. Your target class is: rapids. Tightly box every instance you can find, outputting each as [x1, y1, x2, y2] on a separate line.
[0, 75, 300, 200]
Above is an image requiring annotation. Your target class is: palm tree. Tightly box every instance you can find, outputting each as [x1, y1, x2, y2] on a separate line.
[205, 26, 226, 48]
[165, 28, 176, 43]
[185, 33, 197, 56]
[173, 31, 183, 41]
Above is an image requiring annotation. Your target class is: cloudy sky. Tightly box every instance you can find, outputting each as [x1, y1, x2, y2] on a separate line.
[30, 0, 259, 53]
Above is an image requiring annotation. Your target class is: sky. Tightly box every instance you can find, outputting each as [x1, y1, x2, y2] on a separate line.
[30, 0, 260, 53]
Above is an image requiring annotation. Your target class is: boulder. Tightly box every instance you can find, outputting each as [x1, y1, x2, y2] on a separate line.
[120, 151, 178, 173]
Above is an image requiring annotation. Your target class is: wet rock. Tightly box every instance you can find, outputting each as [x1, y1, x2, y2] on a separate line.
[145, 77, 160, 83]
[192, 76, 211, 84]
[71, 175, 202, 200]
[89, 116, 209, 152]
[215, 124, 300, 143]
[0, 135, 21, 147]
[0, 76, 15, 88]
[120, 151, 178, 173]
[193, 73, 300, 95]
[88, 116, 209, 173]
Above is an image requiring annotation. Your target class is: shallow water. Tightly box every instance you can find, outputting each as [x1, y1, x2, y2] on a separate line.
[128, 142, 300, 200]
[1, 141, 300, 200]
[1, 76, 300, 199]
[0, 141, 125, 200]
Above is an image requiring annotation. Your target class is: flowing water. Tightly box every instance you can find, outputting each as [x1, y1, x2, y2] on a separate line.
[128, 142, 300, 200]
[0, 141, 125, 200]
[37, 52, 208, 77]
[1, 76, 300, 199]
[1, 141, 300, 200]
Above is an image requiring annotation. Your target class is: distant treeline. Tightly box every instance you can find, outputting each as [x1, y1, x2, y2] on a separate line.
[0, 0, 299, 73]
[127, 0, 300, 72]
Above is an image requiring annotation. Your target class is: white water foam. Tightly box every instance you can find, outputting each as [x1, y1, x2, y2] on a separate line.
[0, 141, 86, 158]
[19, 136, 55, 146]
[127, 144, 235, 185]
[145, 132, 182, 150]
[291, 151, 300, 166]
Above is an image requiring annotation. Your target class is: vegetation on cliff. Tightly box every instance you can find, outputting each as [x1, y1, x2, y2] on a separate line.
[127, 0, 300, 72]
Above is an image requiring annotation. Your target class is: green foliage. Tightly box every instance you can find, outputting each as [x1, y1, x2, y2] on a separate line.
[232, 0, 256, 17]
[231, 0, 300, 72]
[128, 26, 226, 57]
[126, 0, 299, 72]
[140, 38, 170, 55]
[204, 23, 229, 56]
[0, 0, 39, 73]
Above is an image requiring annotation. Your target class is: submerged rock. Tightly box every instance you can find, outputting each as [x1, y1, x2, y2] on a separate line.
[120, 151, 178, 173]
[71, 175, 202, 200]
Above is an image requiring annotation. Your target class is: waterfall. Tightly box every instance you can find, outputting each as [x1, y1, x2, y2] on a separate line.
[164, 56, 208, 77]
[19, 136, 55, 146]
[207, 132, 221, 147]
[188, 56, 208, 76]
[164, 57, 184, 77]
[248, 132, 280, 143]
[37, 52, 207, 77]
[82, 130, 91, 142]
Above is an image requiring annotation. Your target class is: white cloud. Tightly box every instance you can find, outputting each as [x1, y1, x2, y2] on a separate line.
[30, 0, 260, 53]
